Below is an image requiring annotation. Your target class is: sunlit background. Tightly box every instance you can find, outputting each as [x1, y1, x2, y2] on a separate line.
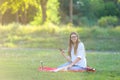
[0, 0, 120, 80]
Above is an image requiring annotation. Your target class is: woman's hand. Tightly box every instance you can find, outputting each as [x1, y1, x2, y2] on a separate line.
[59, 48, 66, 56]
[66, 64, 73, 69]
[59, 48, 64, 54]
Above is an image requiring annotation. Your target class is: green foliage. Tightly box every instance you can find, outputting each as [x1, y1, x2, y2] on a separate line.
[59, 0, 120, 26]
[46, 0, 60, 24]
[31, 0, 60, 25]
[79, 16, 94, 26]
[30, 7, 43, 25]
[0, 0, 39, 14]
[98, 16, 119, 27]
[71, 0, 91, 25]
[0, 24, 120, 51]
[0, 0, 120, 26]
[89, 0, 105, 18]
[104, 1, 118, 16]
[0, 1, 8, 14]
[0, 0, 39, 24]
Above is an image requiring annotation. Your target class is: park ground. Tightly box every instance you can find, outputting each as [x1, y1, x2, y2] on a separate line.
[0, 48, 120, 80]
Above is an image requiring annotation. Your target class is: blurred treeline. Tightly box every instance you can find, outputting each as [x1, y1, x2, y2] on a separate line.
[0, 0, 120, 27]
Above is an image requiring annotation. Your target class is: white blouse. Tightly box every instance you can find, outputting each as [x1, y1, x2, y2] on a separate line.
[71, 42, 87, 67]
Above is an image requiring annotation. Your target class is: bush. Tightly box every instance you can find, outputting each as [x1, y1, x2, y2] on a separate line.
[98, 16, 119, 27]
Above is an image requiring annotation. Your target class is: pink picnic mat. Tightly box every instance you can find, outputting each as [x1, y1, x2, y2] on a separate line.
[38, 66, 96, 72]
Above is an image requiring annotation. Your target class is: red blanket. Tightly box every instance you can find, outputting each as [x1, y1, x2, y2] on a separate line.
[38, 66, 96, 72]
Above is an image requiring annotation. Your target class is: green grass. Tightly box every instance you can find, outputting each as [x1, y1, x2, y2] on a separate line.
[0, 48, 120, 80]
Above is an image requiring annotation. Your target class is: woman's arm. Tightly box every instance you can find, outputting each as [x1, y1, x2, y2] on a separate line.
[67, 57, 81, 68]
[60, 49, 71, 62]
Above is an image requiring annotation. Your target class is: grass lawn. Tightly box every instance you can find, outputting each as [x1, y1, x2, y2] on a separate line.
[0, 48, 120, 80]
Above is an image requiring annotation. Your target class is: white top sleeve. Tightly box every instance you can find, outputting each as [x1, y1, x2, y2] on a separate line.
[77, 42, 86, 59]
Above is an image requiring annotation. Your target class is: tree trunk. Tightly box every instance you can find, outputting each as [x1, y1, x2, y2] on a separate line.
[16, 11, 19, 23]
[22, 8, 27, 24]
[69, 0, 73, 24]
[0, 14, 3, 25]
[20, 3, 28, 24]
[40, 0, 48, 24]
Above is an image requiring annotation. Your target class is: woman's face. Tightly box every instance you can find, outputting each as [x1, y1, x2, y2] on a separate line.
[71, 34, 78, 43]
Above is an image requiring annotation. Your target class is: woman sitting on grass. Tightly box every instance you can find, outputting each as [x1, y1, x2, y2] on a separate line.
[54, 32, 87, 72]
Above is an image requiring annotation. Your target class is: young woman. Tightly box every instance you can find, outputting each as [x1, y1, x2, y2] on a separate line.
[54, 32, 87, 72]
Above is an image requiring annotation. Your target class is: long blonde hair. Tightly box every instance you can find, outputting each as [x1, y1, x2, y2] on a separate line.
[68, 32, 80, 57]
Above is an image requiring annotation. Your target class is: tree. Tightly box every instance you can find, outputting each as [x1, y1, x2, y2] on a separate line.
[0, 0, 39, 24]
[40, 0, 48, 24]
[69, 0, 73, 24]
[0, 13, 3, 24]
